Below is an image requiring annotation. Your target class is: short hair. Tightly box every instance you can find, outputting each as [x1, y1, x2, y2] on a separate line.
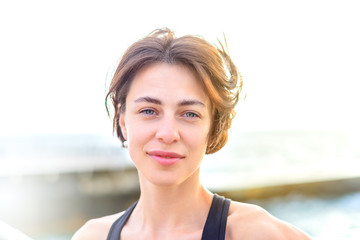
[105, 28, 242, 154]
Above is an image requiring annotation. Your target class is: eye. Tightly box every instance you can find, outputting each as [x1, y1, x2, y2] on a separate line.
[139, 108, 156, 115]
[183, 112, 199, 118]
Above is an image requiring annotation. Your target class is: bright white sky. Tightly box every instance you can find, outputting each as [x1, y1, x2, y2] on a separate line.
[0, 0, 359, 137]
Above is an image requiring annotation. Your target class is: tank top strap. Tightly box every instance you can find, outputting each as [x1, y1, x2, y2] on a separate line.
[106, 194, 230, 240]
[106, 201, 137, 240]
[201, 194, 231, 240]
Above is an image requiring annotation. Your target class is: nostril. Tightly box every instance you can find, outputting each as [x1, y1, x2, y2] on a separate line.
[155, 121, 180, 143]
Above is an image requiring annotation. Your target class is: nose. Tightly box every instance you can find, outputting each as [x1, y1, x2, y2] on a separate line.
[155, 115, 180, 144]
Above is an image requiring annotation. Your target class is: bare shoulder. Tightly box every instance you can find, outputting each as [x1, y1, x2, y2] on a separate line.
[226, 201, 312, 240]
[71, 211, 124, 240]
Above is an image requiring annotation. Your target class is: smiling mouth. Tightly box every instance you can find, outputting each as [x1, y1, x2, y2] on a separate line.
[147, 151, 184, 166]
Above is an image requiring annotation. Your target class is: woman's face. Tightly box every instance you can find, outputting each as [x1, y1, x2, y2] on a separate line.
[119, 63, 212, 187]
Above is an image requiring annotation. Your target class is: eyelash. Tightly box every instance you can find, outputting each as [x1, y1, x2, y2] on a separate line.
[139, 108, 156, 115]
[139, 109, 200, 119]
[183, 111, 199, 118]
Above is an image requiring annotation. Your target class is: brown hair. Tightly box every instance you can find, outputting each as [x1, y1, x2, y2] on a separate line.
[105, 28, 242, 154]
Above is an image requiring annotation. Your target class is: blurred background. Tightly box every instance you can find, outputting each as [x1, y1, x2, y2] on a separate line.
[1, 0, 360, 239]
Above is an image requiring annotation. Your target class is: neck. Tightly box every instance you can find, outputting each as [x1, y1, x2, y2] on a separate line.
[130, 169, 213, 234]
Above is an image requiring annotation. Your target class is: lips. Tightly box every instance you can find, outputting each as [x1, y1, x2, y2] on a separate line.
[147, 151, 184, 166]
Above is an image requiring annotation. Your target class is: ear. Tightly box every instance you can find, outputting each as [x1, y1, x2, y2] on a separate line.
[118, 105, 127, 140]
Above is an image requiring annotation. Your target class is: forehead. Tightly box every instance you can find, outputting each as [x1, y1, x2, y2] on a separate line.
[127, 63, 210, 106]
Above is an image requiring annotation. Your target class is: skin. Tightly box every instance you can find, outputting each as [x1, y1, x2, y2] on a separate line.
[72, 63, 312, 240]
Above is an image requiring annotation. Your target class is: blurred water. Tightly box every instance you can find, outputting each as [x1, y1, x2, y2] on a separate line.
[33, 192, 360, 240]
[0, 134, 132, 176]
[35, 237, 70, 240]
[1, 131, 359, 239]
[202, 130, 360, 190]
[253, 191, 360, 240]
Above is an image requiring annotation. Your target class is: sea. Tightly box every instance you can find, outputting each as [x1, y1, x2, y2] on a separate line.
[1, 130, 359, 239]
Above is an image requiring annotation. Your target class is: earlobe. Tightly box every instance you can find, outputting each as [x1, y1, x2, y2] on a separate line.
[119, 111, 127, 140]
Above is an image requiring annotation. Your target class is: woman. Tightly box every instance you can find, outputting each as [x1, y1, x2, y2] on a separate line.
[72, 28, 311, 240]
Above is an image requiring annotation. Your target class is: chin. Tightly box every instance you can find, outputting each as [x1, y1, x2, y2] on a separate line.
[149, 173, 184, 187]
[140, 170, 194, 188]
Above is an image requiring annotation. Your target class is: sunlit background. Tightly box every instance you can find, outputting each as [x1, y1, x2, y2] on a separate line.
[1, 0, 360, 239]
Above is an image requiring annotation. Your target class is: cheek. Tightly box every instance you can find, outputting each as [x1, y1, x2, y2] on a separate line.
[186, 125, 211, 149]
[126, 122, 152, 145]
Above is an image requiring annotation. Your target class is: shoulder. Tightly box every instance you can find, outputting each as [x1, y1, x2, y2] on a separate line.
[226, 201, 312, 240]
[71, 211, 124, 240]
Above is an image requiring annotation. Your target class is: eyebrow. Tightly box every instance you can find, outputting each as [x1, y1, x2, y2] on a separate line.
[178, 99, 205, 107]
[134, 96, 161, 105]
[134, 96, 205, 107]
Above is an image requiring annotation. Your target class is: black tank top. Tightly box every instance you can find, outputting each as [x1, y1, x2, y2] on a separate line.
[107, 194, 231, 240]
